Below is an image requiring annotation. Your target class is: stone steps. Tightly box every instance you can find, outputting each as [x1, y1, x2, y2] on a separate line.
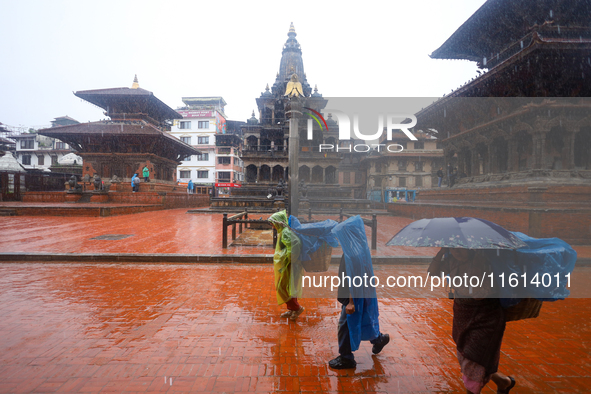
[0, 208, 17, 216]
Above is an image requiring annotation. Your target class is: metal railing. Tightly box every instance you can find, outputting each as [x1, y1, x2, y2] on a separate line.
[222, 209, 278, 248]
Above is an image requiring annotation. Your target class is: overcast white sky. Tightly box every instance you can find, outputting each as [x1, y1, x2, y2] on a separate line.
[0, 0, 487, 131]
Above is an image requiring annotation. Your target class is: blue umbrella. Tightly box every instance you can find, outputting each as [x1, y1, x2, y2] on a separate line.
[386, 217, 527, 249]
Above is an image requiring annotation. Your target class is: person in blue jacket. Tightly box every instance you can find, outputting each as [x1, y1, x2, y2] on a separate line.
[131, 173, 139, 192]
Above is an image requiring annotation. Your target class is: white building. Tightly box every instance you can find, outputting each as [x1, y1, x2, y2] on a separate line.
[169, 97, 228, 194]
[6, 117, 78, 172]
[9, 133, 74, 172]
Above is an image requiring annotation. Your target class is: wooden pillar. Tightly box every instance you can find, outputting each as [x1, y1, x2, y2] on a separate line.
[222, 213, 228, 249]
[371, 214, 377, 250]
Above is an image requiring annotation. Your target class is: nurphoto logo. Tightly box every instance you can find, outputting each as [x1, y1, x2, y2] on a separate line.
[304, 108, 417, 153]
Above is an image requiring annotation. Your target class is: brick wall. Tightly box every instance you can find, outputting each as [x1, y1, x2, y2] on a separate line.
[418, 185, 591, 205]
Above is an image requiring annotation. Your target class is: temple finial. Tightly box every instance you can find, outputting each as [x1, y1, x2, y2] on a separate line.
[265, 83, 270, 91]
[288, 22, 296, 37]
[131, 74, 139, 89]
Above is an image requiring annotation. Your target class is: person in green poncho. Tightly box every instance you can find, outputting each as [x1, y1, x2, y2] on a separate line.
[268, 210, 305, 321]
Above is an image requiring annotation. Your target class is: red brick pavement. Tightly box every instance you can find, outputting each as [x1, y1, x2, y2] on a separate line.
[0, 263, 590, 393]
[1, 209, 590, 393]
[1, 208, 589, 259]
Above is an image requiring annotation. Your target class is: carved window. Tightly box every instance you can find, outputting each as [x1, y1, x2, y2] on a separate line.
[343, 172, 351, 184]
[355, 172, 362, 184]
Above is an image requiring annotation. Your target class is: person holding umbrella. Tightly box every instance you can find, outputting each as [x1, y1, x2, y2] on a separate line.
[428, 248, 515, 394]
[387, 217, 524, 394]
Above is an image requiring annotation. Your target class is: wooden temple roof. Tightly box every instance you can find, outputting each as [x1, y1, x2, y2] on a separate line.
[430, 0, 591, 67]
[74, 87, 182, 123]
[38, 120, 200, 161]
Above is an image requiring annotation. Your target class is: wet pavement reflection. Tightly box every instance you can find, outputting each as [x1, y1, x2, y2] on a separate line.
[0, 263, 589, 393]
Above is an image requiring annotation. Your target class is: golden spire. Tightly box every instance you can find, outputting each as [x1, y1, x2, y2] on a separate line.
[131, 74, 139, 89]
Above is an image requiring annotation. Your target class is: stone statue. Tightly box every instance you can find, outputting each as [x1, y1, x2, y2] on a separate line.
[68, 175, 78, 190]
[300, 181, 308, 198]
[276, 180, 284, 197]
[83, 173, 90, 183]
[284, 73, 304, 97]
[110, 175, 121, 183]
[93, 174, 102, 191]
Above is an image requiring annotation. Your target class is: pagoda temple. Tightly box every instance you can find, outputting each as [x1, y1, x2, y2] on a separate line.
[393, 0, 591, 244]
[39, 77, 199, 186]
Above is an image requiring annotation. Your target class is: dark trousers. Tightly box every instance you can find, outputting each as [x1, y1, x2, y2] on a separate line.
[285, 297, 300, 311]
[337, 304, 382, 360]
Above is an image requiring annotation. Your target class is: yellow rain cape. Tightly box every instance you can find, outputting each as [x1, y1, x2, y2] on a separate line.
[269, 210, 302, 305]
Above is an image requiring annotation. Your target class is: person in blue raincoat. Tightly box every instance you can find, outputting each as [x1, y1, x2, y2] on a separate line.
[328, 216, 390, 369]
[131, 173, 139, 192]
[187, 179, 194, 194]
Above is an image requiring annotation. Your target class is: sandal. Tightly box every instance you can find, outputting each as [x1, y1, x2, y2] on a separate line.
[497, 376, 516, 394]
[289, 306, 305, 320]
[280, 310, 293, 318]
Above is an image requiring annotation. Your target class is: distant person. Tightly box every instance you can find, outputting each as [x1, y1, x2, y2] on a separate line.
[142, 165, 150, 182]
[188, 179, 194, 194]
[437, 167, 444, 187]
[131, 173, 140, 192]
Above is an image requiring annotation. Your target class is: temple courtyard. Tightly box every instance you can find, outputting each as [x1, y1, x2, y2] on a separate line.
[0, 209, 590, 393]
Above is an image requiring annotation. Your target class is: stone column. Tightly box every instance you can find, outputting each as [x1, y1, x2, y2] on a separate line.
[486, 144, 493, 174]
[471, 148, 480, 176]
[533, 134, 546, 169]
[288, 98, 303, 217]
[507, 139, 518, 172]
[567, 132, 576, 169]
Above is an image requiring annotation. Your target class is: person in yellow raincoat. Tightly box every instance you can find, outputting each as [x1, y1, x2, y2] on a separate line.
[268, 210, 305, 321]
